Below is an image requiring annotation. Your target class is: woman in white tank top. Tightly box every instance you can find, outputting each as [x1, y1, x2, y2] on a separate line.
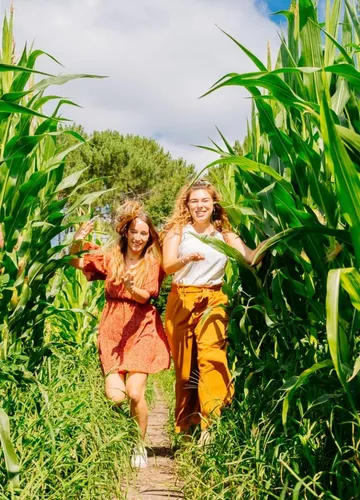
[163, 179, 266, 444]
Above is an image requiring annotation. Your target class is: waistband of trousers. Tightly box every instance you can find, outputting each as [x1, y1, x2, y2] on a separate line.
[171, 283, 223, 294]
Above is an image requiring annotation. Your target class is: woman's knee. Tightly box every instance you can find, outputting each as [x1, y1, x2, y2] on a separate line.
[105, 386, 127, 404]
[126, 387, 143, 404]
[198, 340, 227, 360]
[105, 374, 127, 404]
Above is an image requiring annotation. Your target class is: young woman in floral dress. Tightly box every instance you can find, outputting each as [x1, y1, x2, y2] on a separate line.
[70, 202, 170, 468]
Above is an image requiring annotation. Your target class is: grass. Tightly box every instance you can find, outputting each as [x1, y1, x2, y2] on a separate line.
[172, 390, 360, 499]
[151, 364, 175, 408]
[175, 403, 283, 500]
[151, 365, 176, 442]
[0, 345, 147, 500]
[4, 343, 352, 499]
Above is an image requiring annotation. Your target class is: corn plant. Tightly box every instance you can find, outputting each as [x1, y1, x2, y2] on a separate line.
[0, 9, 107, 375]
[197, 0, 360, 496]
[0, 9, 107, 487]
[46, 265, 105, 345]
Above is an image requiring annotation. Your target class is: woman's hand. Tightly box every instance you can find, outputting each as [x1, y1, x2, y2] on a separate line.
[73, 220, 94, 240]
[162, 230, 205, 275]
[123, 269, 135, 294]
[181, 252, 205, 264]
[69, 220, 94, 270]
[123, 268, 150, 304]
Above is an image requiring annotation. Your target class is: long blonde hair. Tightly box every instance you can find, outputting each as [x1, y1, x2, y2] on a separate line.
[107, 201, 161, 286]
[162, 179, 231, 237]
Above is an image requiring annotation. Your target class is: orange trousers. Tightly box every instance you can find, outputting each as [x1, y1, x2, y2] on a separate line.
[165, 284, 234, 432]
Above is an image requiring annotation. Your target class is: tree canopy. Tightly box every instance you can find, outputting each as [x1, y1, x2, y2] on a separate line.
[62, 127, 195, 226]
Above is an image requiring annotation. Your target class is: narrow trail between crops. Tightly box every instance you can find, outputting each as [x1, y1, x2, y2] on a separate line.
[126, 384, 184, 500]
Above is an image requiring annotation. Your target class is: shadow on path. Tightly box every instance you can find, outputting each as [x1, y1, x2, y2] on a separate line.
[147, 446, 176, 460]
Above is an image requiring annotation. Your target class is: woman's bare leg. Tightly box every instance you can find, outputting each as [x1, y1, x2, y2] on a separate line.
[126, 372, 148, 439]
[105, 373, 127, 405]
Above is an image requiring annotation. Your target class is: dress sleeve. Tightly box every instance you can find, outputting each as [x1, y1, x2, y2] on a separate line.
[82, 242, 108, 281]
[142, 260, 164, 298]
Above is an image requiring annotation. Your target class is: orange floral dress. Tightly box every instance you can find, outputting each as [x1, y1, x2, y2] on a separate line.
[82, 243, 170, 375]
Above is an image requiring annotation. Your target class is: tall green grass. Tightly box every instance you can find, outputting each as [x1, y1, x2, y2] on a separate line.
[0, 345, 139, 499]
[47, 265, 105, 345]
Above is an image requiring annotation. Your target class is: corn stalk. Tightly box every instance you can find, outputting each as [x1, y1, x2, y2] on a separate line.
[0, 10, 106, 487]
[201, 0, 360, 495]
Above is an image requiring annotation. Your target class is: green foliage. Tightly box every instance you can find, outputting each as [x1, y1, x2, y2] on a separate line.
[191, 0, 360, 497]
[152, 274, 172, 320]
[0, 409, 19, 489]
[176, 394, 360, 499]
[61, 128, 195, 226]
[47, 266, 105, 345]
[0, 346, 138, 499]
[0, 10, 107, 486]
[0, 9, 105, 381]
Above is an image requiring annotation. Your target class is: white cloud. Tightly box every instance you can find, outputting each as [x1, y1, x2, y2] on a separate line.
[9, 0, 280, 169]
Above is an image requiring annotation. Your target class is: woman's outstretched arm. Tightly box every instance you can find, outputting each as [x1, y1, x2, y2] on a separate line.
[69, 220, 94, 269]
[226, 232, 268, 266]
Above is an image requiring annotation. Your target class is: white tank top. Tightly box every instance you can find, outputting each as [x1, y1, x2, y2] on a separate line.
[173, 225, 228, 286]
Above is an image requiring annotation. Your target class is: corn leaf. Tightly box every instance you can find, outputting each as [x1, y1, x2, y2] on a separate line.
[320, 74, 360, 266]
[0, 409, 20, 487]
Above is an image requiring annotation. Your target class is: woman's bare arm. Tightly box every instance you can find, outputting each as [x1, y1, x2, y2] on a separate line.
[162, 229, 204, 275]
[69, 220, 94, 269]
[226, 232, 267, 266]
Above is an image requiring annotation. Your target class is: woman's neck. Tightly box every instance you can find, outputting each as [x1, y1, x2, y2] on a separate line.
[191, 221, 214, 235]
[125, 249, 142, 262]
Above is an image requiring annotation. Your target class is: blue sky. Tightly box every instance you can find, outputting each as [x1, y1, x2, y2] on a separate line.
[263, 0, 291, 22]
[265, 0, 290, 11]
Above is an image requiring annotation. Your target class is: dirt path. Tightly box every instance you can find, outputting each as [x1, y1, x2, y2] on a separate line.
[126, 386, 184, 499]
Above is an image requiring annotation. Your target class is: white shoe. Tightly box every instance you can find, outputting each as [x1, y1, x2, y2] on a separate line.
[131, 446, 148, 468]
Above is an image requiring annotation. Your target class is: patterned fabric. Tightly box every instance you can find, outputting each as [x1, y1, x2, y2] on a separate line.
[82, 242, 170, 375]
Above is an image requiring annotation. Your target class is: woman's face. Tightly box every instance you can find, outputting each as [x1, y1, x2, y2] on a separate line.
[126, 218, 150, 255]
[187, 188, 214, 224]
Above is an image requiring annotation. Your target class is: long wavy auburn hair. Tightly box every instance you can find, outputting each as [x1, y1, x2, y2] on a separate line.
[162, 179, 231, 237]
[106, 201, 161, 287]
